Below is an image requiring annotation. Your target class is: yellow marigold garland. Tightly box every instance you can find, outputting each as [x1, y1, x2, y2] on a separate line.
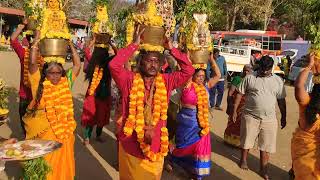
[88, 66, 104, 96]
[313, 75, 320, 84]
[192, 63, 207, 70]
[126, 15, 135, 46]
[43, 57, 65, 64]
[40, 8, 71, 40]
[193, 83, 210, 136]
[23, 48, 44, 87]
[93, 5, 114, 35]
[42, 77, 76, 140]
[94, 44, 109, 49]
[123, 73, 169, 161]
[133, 0, 164, 27]
[310, 49, 320, 84]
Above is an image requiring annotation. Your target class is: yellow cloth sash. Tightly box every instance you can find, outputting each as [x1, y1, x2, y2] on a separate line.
[23, 109, 50, 139]
[118, 143, 164, 180]
[291, 120, 320, 180]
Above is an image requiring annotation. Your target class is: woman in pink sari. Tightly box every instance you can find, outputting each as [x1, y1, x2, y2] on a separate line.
[169, 54, 221, 179]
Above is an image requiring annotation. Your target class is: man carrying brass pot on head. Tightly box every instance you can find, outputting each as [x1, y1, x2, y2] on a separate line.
[109, 25, 194, 180]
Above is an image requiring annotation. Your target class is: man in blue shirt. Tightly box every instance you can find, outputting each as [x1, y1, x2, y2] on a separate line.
[206, 48, 227, 110]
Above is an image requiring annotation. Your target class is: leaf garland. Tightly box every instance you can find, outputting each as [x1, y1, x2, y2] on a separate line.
[22, 157, 51, 180]
[0, 79, 9, 109]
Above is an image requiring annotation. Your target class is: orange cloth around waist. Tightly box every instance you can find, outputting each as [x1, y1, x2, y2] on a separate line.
[118, 143, 164, 180]
[291, 120, 320, 180]
[39, 128, 75, 180]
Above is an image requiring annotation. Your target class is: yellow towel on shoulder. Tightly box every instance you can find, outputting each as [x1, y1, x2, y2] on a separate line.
[291, 120, 320, 180]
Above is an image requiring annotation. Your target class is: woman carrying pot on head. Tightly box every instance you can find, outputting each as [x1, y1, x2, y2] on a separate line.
[291, 53, 320, 179]
[23, 31, 81, 179]
[81, 38, 118, 145]
[10, 18, 44, 136]
[168, 53, 221, 179]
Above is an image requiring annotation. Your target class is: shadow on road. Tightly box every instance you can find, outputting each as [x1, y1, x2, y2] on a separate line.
[73, 96, 114, 180]
[6, 87, 23, 139]
[210, 132, 289, 180]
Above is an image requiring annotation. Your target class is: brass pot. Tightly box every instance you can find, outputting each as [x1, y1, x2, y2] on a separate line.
[189, 50, 209, 64]
[27, 19, 37, 31]
[40, 39, 68, 57]
[141, 25, 165, 46]
[95, 33, 111, 44]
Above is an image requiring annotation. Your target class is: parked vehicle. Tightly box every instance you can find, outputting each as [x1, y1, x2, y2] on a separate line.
[66, 43, 85, 62]
[288, 56, 313, 92]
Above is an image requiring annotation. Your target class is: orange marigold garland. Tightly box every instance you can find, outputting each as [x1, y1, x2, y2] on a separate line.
[23, 48, 44, 87]
[123, 73, 169, 161]
[88, 66, 104, 96]
[193, 83, 210, 136]
[42, 77, 76, 139]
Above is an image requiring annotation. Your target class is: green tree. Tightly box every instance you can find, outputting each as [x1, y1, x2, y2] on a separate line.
[0, 0, 24, 9]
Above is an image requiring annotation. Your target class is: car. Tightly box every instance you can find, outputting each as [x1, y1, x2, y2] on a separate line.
[279, 49, 298, 61]
[288, 56, 313, 92]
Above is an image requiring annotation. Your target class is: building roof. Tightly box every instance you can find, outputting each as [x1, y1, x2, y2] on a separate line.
[0, 6, 88, 26]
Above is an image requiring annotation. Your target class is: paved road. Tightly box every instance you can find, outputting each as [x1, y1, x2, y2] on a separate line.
[0, 52, 298, 180]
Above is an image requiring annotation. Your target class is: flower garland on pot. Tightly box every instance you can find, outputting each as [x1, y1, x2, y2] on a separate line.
[39, 2, 70, 40]
[177, 0, 213, 67]
[126, 0, 175, 53]
[39, 0, 70, 64]
[42, 77, 76, 140]
[92, 3, 113, 36]
[193, 82, 210, 136]
[123, 73, 169, 161]
[186, 15, 212, 52]
[91, 0, 114, 48]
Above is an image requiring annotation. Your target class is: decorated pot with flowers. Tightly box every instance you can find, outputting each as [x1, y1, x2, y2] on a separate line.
[38, 0, 70, 64]
[126, 0, 175, 52]
[186, 13, 212, 65]
[92, 0, 114, 46]
[177, 0, 214, 67]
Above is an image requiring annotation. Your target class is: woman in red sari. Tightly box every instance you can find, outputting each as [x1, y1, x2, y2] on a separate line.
[81, 39, 117, 145]
[225, 65, 252, 147]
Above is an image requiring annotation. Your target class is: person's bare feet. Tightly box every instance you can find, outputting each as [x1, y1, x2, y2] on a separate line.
[215, 106, 223, 111]
[260, 166, 270, 180]
[164, 163, 173, 173]
[239, 160, 249, 170]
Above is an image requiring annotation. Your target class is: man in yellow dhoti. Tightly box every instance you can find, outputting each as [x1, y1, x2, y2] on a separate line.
[110, 25, 194, 179]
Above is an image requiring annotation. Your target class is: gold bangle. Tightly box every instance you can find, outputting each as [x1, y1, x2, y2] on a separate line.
[31, 45, 39, 49]
[18, 24, 25, 29]
[305, 66, 312, 70]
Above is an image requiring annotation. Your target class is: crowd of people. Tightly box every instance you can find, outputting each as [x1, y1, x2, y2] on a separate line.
[1, 16, 320, 180]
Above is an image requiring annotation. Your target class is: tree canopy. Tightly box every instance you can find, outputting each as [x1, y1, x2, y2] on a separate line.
[1, 0, 320, 40]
